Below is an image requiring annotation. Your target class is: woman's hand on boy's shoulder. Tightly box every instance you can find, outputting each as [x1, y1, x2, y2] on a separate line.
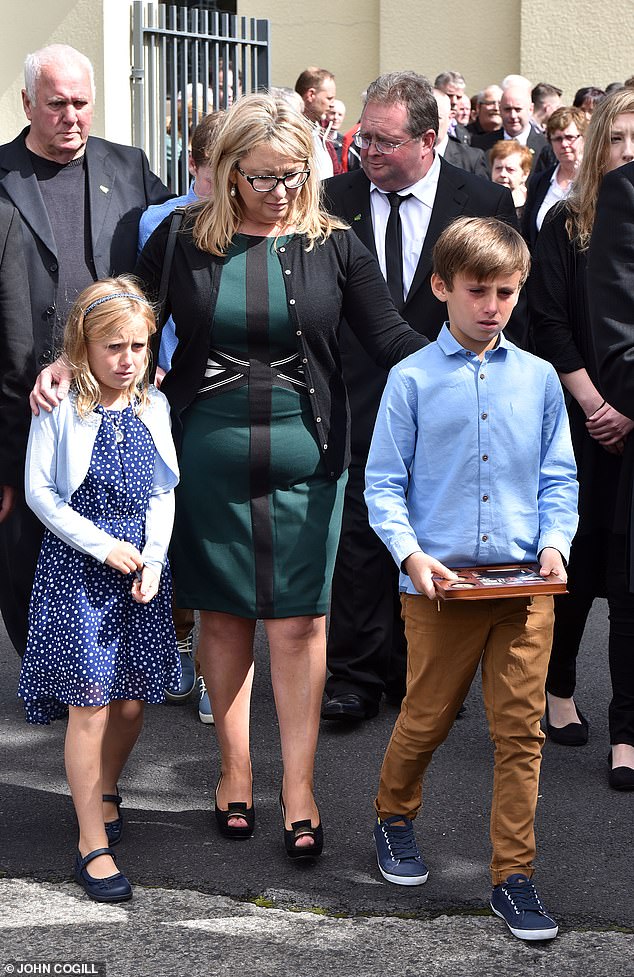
[538, 547, 567, 584]
[30, 355, 73, 416]
[403, 551, 459, 599]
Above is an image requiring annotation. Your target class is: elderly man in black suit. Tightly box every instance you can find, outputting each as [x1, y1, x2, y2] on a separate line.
[321, 70, 526, 722]
[471, 84, 548, 172]
[0, 200, 32, 523]
[0, 43, 171, 654]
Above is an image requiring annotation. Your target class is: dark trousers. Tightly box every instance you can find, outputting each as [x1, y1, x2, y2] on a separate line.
[0, 492, 43, 656]
[547, 531, 634, 745]
[546, 533, 600, 698]
[606, 534, 634, 746]
[326, 462, 407, 705]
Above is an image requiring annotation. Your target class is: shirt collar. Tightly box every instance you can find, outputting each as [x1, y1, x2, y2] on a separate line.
[369, 151, 441, 208]
[504, 123, 532, 145]
[436, 321, 511, 358]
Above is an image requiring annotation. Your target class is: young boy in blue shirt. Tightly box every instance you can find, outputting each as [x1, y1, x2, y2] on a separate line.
[364, 216, 578, 941]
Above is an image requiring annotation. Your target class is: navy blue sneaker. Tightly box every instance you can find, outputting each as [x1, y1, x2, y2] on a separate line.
[373, 815, 429, 885]
[166, 632, 196, 701]
[490, 874, 558, 940]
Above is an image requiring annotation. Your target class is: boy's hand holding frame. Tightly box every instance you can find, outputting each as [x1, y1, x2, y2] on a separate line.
[403, 551, 459, 599]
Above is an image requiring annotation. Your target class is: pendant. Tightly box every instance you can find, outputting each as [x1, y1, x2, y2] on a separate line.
[115, 429, 124, 444]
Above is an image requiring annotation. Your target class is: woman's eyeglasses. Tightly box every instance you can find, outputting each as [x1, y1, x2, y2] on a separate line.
[235, 166, 310, 192]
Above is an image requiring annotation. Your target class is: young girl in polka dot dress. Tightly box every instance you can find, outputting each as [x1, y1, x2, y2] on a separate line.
[18, 276, 181, 903]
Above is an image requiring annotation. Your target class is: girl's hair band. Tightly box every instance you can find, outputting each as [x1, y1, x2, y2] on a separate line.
[83, 293, 152, 317]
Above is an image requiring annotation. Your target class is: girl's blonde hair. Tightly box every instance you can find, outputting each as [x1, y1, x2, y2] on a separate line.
[64, 276, 157, 417]
[566, 88, 634, 249]
[192, 91, 347, 255]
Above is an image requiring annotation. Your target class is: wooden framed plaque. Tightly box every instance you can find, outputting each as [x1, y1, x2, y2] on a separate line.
[433, 563, 567, 600]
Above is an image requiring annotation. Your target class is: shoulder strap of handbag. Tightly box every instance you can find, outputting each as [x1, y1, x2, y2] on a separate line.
[158, 206, 185, 318]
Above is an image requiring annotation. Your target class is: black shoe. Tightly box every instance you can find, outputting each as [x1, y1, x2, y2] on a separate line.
[321, 693, 379, 722]
[103, 789, 123, 846]
[545, 700, 589, 746]
[214, 775, 255, 839]
[279, 791, 323, 860]
[607, 750, 634, 791]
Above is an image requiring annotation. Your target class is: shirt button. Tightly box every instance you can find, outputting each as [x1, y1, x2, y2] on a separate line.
[323, 444, 328, 450]
[482, 534, 488, 542]
[316, 416, 321, 422]
[49, 261, 58, 273]
[481, 412, 488, 420]
[289, 299, 296, 305]
[46, 305, 56, 316]
[285, 269, 291, 275]
[482, 495, 489, 502]
[482, 454, 488, 461]
[480, 373, 485, 379]
[279, 247, 286, 252]
[309, 388, 315, 394]
[302, 358, 308, 364]
[296, 330, 302, 336]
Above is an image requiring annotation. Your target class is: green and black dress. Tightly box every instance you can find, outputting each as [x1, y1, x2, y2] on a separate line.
[170, 234, 347, 618]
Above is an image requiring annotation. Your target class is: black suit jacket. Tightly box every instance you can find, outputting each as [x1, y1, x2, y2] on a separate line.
[323, 158, 527, 453]
[443, 137, 489, 179]
[471, 126, 548, 172]
[521, 164, 556, 250]
[0, 128, 171, 369]
[0, 199, 32, 484]
[587, 160, 634, 575]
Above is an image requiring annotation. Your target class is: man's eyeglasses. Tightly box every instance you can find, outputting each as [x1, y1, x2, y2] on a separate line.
[550, 133, 581, 146]
[353, 132, 416, 155]
[235, 165, 310, 192]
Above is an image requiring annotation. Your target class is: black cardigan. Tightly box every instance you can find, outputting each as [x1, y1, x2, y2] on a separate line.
[134, 220, 426, 478]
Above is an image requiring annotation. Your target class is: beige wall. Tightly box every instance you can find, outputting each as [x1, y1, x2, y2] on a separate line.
[1, 0, 633, 149]
[521, 0, 634, 103]
[0, 0, 132, 146]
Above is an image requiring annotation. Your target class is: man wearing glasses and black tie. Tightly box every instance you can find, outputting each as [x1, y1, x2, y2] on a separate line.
[322, 70, 526, 725]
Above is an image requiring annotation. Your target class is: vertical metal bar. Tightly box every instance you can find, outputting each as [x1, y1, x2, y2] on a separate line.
[202, 7, 211, 116]
[168, 4, 179, 193]
[159, 3, 167, 186]
[178, 4, 189, 194]
[131, 1, 145, 149]
[211, 12, 220, 112]
[147, 2, 157, 173]
[257, 19, 271, 92]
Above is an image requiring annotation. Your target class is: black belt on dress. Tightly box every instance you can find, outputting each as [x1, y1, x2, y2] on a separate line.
[196, 348, 308, 400]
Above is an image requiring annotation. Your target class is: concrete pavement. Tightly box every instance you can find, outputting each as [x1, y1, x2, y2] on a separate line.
[1, 602, 633, 976]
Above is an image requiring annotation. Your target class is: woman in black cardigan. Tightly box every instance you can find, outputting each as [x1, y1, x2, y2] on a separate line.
[529, 88, 634, 788]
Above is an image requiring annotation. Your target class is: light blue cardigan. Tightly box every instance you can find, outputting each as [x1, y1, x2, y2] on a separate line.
[25, 386, 179, 578]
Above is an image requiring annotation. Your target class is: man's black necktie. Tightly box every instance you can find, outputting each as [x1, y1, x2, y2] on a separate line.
[385, 192, 411, 311]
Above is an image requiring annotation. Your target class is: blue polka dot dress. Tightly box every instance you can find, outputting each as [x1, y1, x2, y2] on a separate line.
[18, 403, 181, 725]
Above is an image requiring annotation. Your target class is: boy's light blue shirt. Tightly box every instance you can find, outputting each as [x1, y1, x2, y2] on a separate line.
[364, 323, 579, 594]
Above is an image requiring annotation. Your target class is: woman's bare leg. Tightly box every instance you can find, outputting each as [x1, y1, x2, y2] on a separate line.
[266, 614, 326, 848]
[198, 610, 256, 828]
[101, 699, 145, 823]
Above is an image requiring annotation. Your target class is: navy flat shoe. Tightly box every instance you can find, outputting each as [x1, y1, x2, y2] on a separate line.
[103, 790, 123, 846]
[74, 847, 132, 903]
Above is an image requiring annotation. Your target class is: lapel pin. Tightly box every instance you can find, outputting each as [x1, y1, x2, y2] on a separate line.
[353, 213, 362, 221]
[99, 185, 110, 194]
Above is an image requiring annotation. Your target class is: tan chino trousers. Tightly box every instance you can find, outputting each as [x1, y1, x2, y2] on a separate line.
[375, 593, 554, 885]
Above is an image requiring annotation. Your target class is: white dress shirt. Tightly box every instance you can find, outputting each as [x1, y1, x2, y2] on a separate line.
[370, 152, 441, 300]
[535, 165, 572, 231]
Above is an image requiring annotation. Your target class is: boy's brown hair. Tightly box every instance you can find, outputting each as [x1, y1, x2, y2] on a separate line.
[433, 216, 531, 289]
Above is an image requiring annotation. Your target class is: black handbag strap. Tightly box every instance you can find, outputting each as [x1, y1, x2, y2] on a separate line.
[158, 206, 185, 320]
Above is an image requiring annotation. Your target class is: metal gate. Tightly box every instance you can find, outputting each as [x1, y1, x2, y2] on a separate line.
[131, 1, 270, 192]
